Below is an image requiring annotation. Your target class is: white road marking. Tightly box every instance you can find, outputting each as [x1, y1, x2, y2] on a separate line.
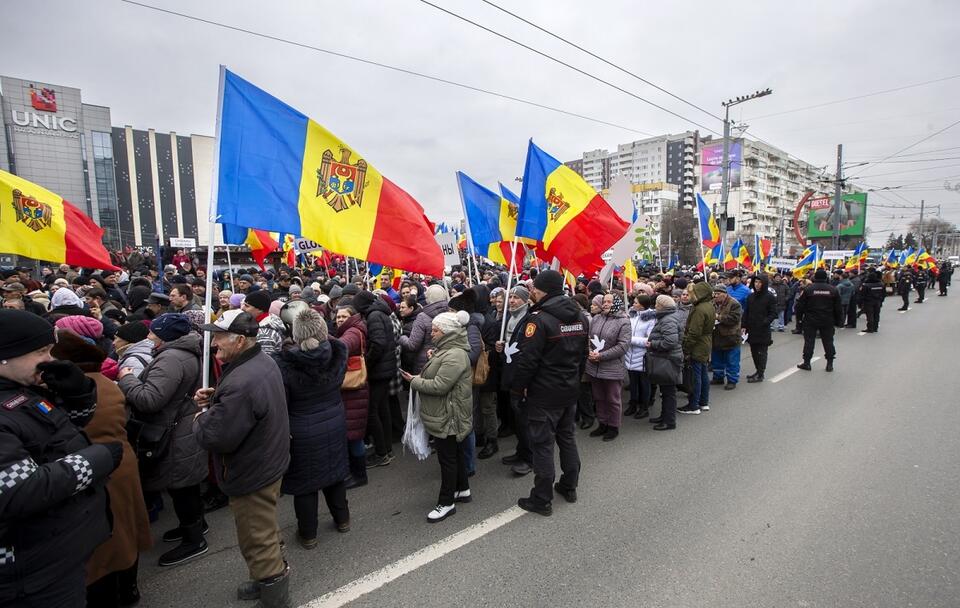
[770, 357, 821, 383]
[300, 506, 527, 608]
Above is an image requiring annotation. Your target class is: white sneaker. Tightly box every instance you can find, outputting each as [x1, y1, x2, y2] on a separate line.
[678, 407, 701, 415]
[701, 405, 710, 412]
[453, 489, 472, 503]
[427, 504, 456, 523]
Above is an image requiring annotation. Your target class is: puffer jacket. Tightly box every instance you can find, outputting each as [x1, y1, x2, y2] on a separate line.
[275, 339, 349, 495]
[465, 311, 484, 367]
[335, 314, 369, 442]
[712, 295, 743, 350]
[585, 310, 630, 380]
[400, 300, 448, 373]
[744, 275, 779, 347]
[410, 326, 473, 442]
[352, 292, 398, 382]
[255, 314, 286, 357]
[118, 333, 208, 492]
[683, 281, 715, 361]
[624, 309, 656, 372]
[647, 307, 684, 364]
[116, 338, 155, 378]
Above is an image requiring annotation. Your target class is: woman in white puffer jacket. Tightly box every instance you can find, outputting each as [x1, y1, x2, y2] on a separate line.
[624, 293, 656, 420]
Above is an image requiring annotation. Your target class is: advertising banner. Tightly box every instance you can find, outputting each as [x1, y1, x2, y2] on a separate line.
[700, 141, 741, 192]
[807, 192, 867, 238]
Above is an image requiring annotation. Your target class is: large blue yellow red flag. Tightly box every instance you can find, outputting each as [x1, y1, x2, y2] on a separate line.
[703, 242, 724, 267]
[752, 234, 772, 272]
[215, 69, 443, 276]
[844, 241, 868, 270]
[883, 249, 898, 267]
[724, 238, 749, 270]
[457, 172, 525, 269]
[916, 247, 937, 270]
[222, 223, 279, 270]
[696, 193, 721, 248]
[900, 247, 917, 266]
[623, 258, 639, 292]
[793, 244, 819, 278]
[516, 140, 629, 276]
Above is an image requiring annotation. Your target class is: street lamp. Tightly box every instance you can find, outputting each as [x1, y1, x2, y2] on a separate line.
[718, 88, 773, 248]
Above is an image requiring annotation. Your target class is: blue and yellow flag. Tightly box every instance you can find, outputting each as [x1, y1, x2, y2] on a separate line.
[215, 69, 443, 276]
[793, 244, 819, 278]
[457, 172, 524, 269]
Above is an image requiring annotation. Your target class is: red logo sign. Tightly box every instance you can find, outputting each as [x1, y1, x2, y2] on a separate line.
[29, 85, 57, 112]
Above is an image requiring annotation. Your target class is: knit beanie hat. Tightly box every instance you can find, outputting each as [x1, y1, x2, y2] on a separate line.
[328, 285, 343, 300]
[432, 310, 470, 334]
[229, 293, 245, 308]
[425, 284, 449, 305]
[116, 321, 149, 344]
[655, 295, 677, 311]
[149, 313, 192, 342]
[591, 294, 603, 309]
[269, 300, 284, 318]
[448, 289, 477, 314]
[814, 269, 829, 281]
[292, 307, 328, 350]
[0, 310, 55, 361]
[534, 270, 565, 296]
[243, 290, 271, 313]
[510, 285, 530, 302]
[341, 284, 360, 297]
[55, 315, 104, 339]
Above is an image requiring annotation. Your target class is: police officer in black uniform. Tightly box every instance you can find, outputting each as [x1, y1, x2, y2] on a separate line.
[914, 266, 928, 303]
[510, 270, 587, 516]
[0, 310, 123, 608]
[795, 269, 844, 372]
[896, 267, 914, 310]
[857, 269, 886, 333]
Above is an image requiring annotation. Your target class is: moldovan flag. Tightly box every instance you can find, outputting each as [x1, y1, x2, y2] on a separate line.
[752, 235, 772, 272]
[457, 172, 525, 269]
[222, 223, 279, 270]
[215, 68, 443, 277]
[696, 193, 720, 248]
[0, 169, 118, 270]
[724, 238, 749, 270]
[516, 140, 629, 276]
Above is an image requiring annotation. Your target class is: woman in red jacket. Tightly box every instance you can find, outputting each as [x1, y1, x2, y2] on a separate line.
[334, 304, 370, 488]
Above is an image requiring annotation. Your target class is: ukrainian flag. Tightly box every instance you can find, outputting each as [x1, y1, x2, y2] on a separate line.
[457, 171, 524, 269]
[696, 193, 721, 248]
[215, 69, 443, 277]
[516, 140, 628, 276]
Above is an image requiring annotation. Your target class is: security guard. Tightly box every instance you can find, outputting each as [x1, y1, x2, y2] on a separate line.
[914, 267, 928, 303]
[0, 310, 122, 607]
[795, 269, 844, 372]
[857, 269, 886, 333]
[510, 270, 588, 516]
[896, 267, 913, 311]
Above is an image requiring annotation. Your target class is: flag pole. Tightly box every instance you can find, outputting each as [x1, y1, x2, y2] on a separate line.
[345, 256, 351, 284]
[498, 236, 519, 342]
[225, 245, 234, 290]
[202, 64, 226, 390]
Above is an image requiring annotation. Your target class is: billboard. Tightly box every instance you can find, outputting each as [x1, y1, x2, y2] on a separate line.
[807, 192, 867, 238]
[700, 140, 741, 192]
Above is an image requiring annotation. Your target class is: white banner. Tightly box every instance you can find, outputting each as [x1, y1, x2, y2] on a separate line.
[169, 237, 196, 248]
[768, 256, 797, 270]
[821, 249, 854, 261]
[292, 238, 324, 254]
[435, 232, 460, 267]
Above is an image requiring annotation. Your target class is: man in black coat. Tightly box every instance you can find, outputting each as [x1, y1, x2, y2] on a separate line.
[858, 269, 886, 333]
[795, 269, 844, 372]
[352, 290, 398, 467]
[0, 310, 122, 607]
[744, 274, 779, 382]
[896, 268, 913, 311]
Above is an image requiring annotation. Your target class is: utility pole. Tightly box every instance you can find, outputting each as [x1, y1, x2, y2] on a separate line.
[918, 199, 924, 250]
[719, 88, 773, 250]
[933, 205, 941, 253]
[832, 143, 843, 250]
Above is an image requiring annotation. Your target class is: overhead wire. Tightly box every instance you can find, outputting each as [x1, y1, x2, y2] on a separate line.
[846, 118, 960, 178]
[118, 0, 655, 136]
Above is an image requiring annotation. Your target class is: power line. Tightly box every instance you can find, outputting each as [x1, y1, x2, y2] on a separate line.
[415, 0, 721, 135]
[846, 118, 960, 178]
[118, 0, 654, 136]
[477, 0, 724, 123]
[746, 73, 960, 120]
[848, 145, 960, 161]
[856, 162, 960, 179]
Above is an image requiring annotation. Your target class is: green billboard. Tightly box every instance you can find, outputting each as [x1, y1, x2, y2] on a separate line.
[807, 192, 867, 238]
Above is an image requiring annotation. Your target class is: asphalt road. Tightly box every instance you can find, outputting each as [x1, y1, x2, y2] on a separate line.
[137, 293, 960, 608]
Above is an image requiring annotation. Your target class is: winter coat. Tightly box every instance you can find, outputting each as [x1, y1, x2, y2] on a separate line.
[624, 309, 656, 372]
[116, 338, 155, 378]
[744, 276, 779, 346]
[674, 302, 692, 331]
[728, 283, 751, 315]
[477, 309, 502, 393]
[193, 345, 291, 497]
[255, 314, 286, 357]
[399, 306, 420, 374]
[335, 314, 370, 442]
[836, 279, 855, 307]
[275, 339, 349, 495]
[466, 312, 484, 367]
[400, 300, 448, 373]
[84, 372, 153, 584]
[771, 282, 788, 312]
[410, 326, 473, 442]
[118, 333, 208, 492]
[683, 282, 715, 362]
[353, 294, 399, 382]
[585, 310, 630, 380]
[712, 296, 743, 350]
[647, 307, 684, 368]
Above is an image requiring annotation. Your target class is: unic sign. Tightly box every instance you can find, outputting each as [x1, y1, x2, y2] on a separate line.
[10, 110, 78, 138]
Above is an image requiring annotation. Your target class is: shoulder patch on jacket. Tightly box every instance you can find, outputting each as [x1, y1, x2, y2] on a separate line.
[2, 394, 28, 411]
[525, 322, 537, 338]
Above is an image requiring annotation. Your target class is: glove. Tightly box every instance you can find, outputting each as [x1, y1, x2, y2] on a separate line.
[37, 360, 89, 396]
[103, 441, 124, 471]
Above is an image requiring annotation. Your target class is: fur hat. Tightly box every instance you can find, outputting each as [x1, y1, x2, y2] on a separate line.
[292, 307, 328, 350]
[425, 284, 449, 305]
[433, 310, 470, 334]
[448, 289, 477, 314]
[50, 328, 106, 373]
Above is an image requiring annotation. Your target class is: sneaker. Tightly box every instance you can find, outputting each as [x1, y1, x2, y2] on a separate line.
[162, 520, 210, 543]
[517, 497, 552, 516]
[453, 489, 473, 503]
[553, 483, 578, 504]
[296, 534, 318, 550]
[427, 504, 456, 523]
[601, 427, 619, 442]
[336, 520, 351, 533]
[365, 453, 393, 469]
[678, 407, 701, 415]
[202, 492, 229, 514]
[511, 461, 533, 476]
[158, 538, 208, 567]
[701, 405, 710, 411]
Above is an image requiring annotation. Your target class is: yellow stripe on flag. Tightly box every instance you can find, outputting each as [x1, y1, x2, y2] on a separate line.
[0, 171, 68, 262]
[541, 165, 599, 247]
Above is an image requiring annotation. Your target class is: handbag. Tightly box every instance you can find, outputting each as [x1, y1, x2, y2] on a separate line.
[677, 362, 694, 394]
[472, 344, 490, 386]
[342, 333, 368, 390]
[126, 416, 173, 468]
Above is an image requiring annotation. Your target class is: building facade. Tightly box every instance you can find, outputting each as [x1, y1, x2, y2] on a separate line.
[1, 75, 219, 252]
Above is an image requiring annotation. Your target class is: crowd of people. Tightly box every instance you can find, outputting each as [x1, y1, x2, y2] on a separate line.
[0, 251, 952, 608]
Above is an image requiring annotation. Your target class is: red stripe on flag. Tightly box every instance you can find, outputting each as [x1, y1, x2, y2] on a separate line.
[543, 194, 628, 276]
[62, 199, 119, 270]
[368, 177, 444, 277]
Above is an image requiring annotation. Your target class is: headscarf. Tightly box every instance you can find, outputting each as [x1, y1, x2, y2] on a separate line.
[51, 288, 83, 309]
[610, 293, 624, 314]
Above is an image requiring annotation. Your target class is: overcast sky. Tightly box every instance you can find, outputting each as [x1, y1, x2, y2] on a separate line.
[3, 0, 958, 243]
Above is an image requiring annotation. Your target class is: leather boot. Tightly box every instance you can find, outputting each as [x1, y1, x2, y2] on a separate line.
[158, 521, 208, 567]
[477, 439, 499, 459]
[623, 400, 638, 417]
